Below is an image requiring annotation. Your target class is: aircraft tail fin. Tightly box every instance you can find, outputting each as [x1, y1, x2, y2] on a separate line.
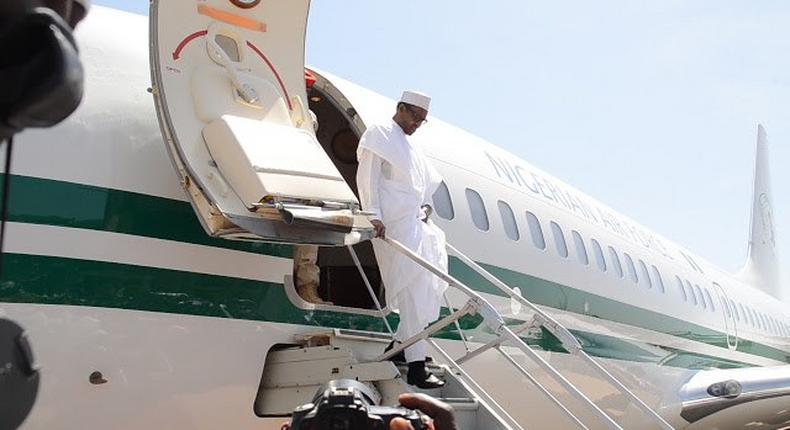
[736, 125, 781, 298]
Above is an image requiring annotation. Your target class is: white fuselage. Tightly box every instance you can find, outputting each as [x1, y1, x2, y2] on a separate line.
[2, 7, 788, 430]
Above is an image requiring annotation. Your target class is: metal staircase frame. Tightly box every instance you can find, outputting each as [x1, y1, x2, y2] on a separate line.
[365, 237, 675, 430]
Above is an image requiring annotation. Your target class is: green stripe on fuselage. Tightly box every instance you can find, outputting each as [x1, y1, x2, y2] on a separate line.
[2, 174, 788, 365]
[0, 253, 748, 370]
[3, 174, 292, 258]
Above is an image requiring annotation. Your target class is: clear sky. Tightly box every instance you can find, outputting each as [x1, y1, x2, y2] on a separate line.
[96, 0, 788, 284]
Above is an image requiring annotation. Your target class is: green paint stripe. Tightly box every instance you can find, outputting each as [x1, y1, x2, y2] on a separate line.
[472, 263, 790, 362]
[3, 174, 788, 363]
[4, 174, 293, 258]
[0, 253, 749, 370]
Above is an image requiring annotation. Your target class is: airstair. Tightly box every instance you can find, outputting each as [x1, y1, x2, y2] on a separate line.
[255, 329, 512, 429]
[257, 237, 675, 429]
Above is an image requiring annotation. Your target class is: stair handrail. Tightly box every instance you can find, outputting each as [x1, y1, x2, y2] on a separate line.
[377, 236, 674, 430]
[376, 237, 623, 430]
[444, 242, 674, 430]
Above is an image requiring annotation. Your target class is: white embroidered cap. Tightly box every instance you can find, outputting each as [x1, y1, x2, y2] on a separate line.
[400, 90, 431, 111]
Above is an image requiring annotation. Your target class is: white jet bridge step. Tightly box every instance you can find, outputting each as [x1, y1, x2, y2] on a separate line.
[254, 328, 513, 430]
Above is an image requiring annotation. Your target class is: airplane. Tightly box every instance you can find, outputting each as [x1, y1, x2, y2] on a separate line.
[1, 2, 788, 429]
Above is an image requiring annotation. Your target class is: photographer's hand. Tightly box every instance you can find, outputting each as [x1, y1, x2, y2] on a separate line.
[390, 393, 458, 430]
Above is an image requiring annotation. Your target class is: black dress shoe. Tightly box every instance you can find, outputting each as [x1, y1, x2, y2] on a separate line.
[407, 361, 445, 389]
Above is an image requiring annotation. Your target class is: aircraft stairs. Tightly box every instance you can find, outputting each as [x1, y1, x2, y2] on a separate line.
[256, 329, 511, 429]
[259, 237, 677, 429]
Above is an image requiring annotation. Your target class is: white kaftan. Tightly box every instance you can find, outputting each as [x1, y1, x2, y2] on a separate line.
[356, 121, 448, 362]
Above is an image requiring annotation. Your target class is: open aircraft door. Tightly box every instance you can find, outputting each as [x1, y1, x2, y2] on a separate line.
[712, 282, 739, 350]
[149, 0, 372, 245]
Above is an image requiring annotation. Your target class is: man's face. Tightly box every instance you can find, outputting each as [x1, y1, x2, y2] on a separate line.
[396, 104, 428, 136]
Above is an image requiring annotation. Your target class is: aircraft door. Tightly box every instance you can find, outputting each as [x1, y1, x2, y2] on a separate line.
[149, 0, 371, 245]
[712, 282, 738, 350]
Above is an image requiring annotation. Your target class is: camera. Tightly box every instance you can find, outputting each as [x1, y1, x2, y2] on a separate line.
[288, 379, 429, 430]
[0, 1, 87, 141]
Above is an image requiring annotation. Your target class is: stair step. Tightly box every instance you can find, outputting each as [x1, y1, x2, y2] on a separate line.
[439, 397, 479, 411]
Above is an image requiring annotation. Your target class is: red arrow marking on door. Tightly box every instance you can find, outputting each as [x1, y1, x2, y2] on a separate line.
[172, 30, 208, 61]
[246, 41, 294, 111]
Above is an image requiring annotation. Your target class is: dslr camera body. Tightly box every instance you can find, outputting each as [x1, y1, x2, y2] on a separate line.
[288, 379, 429, 430]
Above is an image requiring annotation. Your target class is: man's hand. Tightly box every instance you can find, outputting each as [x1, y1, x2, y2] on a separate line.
[371, 219, 386, 238]
[389, 393, 457, 430]
[419, 204, 433, 222]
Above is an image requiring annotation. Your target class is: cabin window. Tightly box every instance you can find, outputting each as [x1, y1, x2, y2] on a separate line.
[675, 276, 687, 301]
[684, 280, 697, 306]
[623, 253, 638, 283]
[703, 288, 715, 312]
[651, 265, 665, 293]
[637, 260, 652, 289]
[497, 201, 519, 241]
[747, 307, 756, 327]
[433, 181, 455, 220]
[720, 297, 732, 318]
[550, 222, 569, 258]
[571, 230, 589, 265]
[738, 303, 747, 324]
[693, 284, 706, 309]
[525, 211, 546, 250]
[465, 188, 489, 231]
[591, 239, 606, 271]
[730, 299, 740, 322]
[608, 246, 624, 278]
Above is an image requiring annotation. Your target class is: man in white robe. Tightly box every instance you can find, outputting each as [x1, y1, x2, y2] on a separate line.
[356, 90, 448, 389]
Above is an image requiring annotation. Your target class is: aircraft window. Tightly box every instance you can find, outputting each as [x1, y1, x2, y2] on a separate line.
[651, 265, 665, 293]
[703, 288, 715, 312]
[684, 280, 697, 306]
[729, 299, 740, 322]
[726, 299, 736, 320]
[215, 34, 241, 62]
[675, 276, 687, 301]
[550, 221, 569, 258]
[638, 260, 652, 289]
[693, 284, 706, 309]
[747, 307, 756, 327]
[724, 298, 735, 318]
[738, 303, 747, 323]
[623, 253, 638, 283]
[497, 201, 519, 241]
[465, 188, 489, 231]
[571, 231, 589, 265]
[433, 182, 455, 220]
[525, 211, 546, 250]
[591, 238, 606, 271]
[759, 313, 767, 331]
[608, 247, 624, 278]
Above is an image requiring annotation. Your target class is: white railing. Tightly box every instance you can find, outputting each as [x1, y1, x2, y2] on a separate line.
[366, 237, 674, 430]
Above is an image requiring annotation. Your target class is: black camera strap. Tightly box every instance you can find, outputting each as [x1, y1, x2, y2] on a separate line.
[0, 136, 12, 277]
